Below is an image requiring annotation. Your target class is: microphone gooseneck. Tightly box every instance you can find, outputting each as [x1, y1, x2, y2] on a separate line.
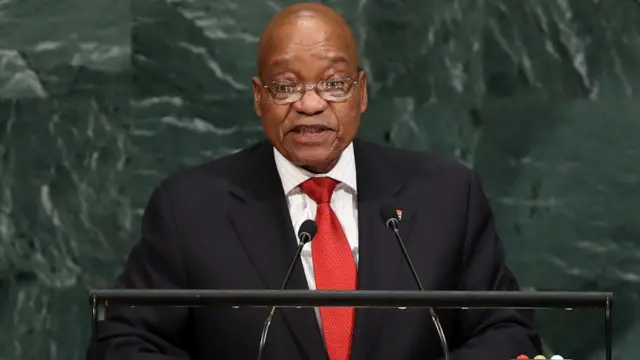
[256, 219, 317, 360]
[380, 206, 450, 360]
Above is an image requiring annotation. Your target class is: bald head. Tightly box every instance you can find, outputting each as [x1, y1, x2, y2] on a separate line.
[257, 3, 359, 75]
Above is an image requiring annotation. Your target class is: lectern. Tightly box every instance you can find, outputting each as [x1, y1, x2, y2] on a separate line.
[88, 290, 613, 360]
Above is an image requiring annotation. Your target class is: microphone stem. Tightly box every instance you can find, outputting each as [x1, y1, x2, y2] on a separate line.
[256, 241, 307, 360]
[392, 228, 424, 290]
[391, 225, 450, 360]
[282, 242, 306, 290]
[257, 308, 276, 360]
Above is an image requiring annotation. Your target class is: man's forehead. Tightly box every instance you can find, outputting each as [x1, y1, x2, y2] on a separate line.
[267, 53, 351, 70]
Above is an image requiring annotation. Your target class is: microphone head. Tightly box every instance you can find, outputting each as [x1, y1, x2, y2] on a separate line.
[297, 219, 318, 244]
[380, 205, 399, 229]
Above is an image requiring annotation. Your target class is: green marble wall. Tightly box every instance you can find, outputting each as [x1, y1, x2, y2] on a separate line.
[0, 0, 638, 359]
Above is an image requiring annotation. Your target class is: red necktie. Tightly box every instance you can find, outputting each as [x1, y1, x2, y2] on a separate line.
[299, 177, 357, 360]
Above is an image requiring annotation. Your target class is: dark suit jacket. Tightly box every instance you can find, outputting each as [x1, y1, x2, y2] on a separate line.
[95, 139, 542, 360]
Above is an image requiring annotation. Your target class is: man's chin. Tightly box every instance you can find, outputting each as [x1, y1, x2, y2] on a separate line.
[291, 150, 340, 174]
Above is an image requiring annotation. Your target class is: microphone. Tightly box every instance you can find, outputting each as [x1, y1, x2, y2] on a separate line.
[256, 219, 318, 360]
[380, 206, 450, 360]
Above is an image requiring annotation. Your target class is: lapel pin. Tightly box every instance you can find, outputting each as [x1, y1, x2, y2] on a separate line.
[396, 209, 403, 221]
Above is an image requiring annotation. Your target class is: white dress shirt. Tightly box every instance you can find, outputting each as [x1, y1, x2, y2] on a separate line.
[273, 143, 360, 292]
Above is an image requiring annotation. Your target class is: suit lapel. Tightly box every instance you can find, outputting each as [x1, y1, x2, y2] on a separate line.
[227, 141, 327, 360]
[350, 140, 415, 360]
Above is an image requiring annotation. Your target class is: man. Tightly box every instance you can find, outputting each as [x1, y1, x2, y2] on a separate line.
[95, 3, 542, 360]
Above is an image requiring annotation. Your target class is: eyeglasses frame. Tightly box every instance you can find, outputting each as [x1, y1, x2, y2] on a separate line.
[261, 71, 363, 104]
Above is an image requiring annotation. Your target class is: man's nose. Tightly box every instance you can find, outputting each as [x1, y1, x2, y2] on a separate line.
[292, 88, 328, 115]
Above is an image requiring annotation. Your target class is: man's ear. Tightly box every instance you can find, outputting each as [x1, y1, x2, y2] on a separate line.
[358, 71, 368, 113]
[251, 77, 263, 117]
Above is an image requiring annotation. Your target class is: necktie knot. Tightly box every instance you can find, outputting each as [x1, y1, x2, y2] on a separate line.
[299, 177, 339, 204]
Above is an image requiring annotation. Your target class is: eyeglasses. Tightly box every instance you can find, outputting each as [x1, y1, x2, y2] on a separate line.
[262, 74, 360, 104]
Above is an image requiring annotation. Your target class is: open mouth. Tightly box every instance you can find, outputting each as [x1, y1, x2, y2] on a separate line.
[291, 124, 332, 134]
[289, 124, 333, 143]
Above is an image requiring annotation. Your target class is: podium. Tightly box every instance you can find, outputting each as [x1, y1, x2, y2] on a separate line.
[88, 289, 613, 360]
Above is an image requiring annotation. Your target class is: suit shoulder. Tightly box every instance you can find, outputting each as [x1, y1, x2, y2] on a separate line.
[157, 141, 268, 193]
[358, 140, 473, 181]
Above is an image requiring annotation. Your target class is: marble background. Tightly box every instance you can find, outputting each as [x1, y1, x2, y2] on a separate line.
[0, 0, 639, 359]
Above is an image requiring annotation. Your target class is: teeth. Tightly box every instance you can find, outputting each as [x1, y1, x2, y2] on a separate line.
[298, 126, 324, 134]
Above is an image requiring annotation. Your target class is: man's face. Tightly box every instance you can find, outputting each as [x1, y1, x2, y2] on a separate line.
[252, 15, 368, 173]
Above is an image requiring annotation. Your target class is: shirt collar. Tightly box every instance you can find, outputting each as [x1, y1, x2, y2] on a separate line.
[273, 142, 357, 195]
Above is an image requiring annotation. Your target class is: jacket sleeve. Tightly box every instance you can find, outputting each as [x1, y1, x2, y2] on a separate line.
[94, 185, 192, 360]
[446, 170, 543, 360]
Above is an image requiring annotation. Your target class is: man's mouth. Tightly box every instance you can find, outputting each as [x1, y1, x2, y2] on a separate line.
[291, 124, 332, 134]
[289, 124, 334, 144]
